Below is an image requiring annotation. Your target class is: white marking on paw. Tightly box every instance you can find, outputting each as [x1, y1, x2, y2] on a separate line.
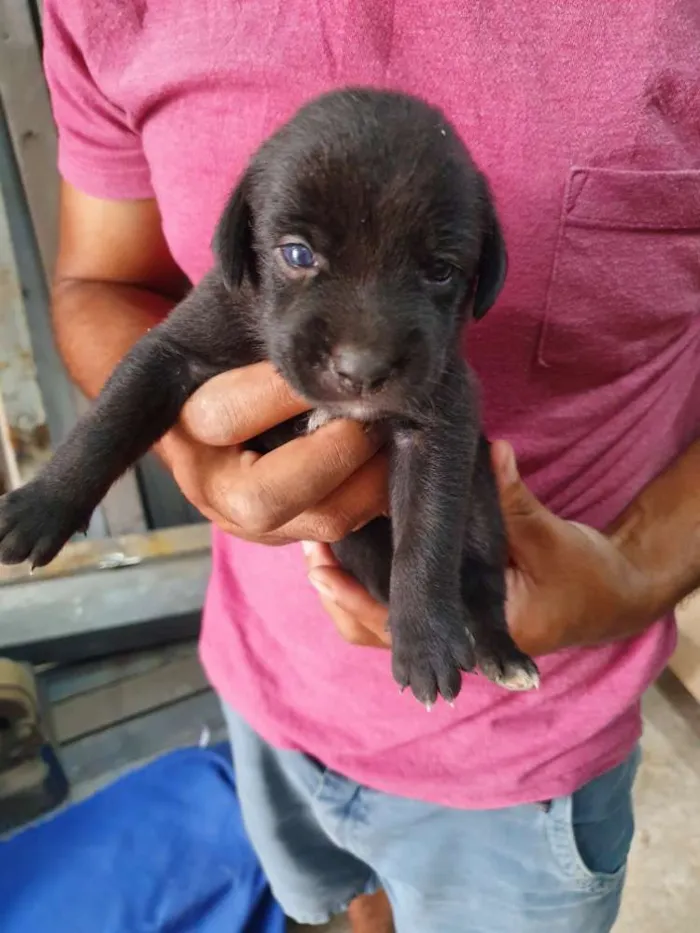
[492, 666, 540, 692]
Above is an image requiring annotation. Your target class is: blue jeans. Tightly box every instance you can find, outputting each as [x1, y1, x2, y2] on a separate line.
[223, 705, 639, 932]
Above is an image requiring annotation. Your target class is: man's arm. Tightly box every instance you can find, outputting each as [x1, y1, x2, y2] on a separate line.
[609, 438, 700, 624]
[52, 182, 187, 398]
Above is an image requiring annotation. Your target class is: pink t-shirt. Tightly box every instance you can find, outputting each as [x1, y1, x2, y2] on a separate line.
[44, 1, 700, 808]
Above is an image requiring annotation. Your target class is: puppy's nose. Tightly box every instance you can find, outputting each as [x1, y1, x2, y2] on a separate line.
[331, 344, 396, 392]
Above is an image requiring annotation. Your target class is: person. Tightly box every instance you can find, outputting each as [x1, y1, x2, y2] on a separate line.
[42, 2, 700, 931]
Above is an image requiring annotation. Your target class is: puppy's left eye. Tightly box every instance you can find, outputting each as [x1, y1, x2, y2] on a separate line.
[423, 261, 456, 286]
[280, 243, 317, 269]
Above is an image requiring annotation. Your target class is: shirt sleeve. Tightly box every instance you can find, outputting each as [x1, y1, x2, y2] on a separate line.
[42, 1, 154, 200]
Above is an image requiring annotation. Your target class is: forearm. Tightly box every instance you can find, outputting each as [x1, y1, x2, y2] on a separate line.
[52, 280, 176, 399]
[609, 438, 700, 627]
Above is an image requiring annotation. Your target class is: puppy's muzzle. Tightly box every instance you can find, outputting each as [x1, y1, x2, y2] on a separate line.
[329, 343, 408, 394]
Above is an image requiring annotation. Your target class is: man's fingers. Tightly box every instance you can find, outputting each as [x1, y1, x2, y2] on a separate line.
[279, 451, 389, 541]
[491, 438, 569, 571]
[491, 439, 551, 522]
[307, 563, 391, 648]
[328, 607, 390, 649]
[181, 362, 311, 446]
[224, 420, 383, 535]
[178, 433, 385, 544]
[302, 541, 339, 570]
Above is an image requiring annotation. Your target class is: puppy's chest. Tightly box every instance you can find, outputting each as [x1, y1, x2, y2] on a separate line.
[306, 404, 383, 434]
[245, 405, 380, 456]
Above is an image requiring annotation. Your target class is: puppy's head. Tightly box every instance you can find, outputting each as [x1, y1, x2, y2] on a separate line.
[214, 89, 506, 412]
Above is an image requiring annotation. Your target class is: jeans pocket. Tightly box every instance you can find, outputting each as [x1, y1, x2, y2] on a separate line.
[546, 747, 641, 893]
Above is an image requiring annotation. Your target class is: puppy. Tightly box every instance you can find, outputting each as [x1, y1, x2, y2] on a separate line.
[0, 89, 538, 706]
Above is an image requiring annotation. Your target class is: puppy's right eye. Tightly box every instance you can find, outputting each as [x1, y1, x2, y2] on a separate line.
[280, 243, 317, 269]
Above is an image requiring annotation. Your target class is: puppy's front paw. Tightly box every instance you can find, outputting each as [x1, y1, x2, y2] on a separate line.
[0, 482, 88, 568]
[474, 630, 540, 692]
[390, 608, 476, 707]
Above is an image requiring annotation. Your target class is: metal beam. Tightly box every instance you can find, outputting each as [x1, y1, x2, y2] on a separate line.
[0, 524, 210, 664]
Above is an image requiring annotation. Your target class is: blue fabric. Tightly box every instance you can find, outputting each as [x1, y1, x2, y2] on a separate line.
[224, 705, 641, 933]
[0, 743, 286, 933]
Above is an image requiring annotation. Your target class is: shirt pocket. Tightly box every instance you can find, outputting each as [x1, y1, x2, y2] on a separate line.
[536, 168, 700, 382]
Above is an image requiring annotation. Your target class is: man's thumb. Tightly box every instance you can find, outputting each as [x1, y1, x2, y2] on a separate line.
[490, 440, 545, 524]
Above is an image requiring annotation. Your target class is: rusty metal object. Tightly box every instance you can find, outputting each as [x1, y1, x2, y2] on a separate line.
[0, 179, 52, 491]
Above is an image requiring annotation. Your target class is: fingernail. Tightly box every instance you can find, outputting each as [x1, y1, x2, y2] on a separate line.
[308, 571, 334, 599]
[502, 443, 519, 484]
[301, 541, 314, 557]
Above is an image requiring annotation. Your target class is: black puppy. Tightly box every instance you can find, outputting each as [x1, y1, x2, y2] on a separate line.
[0, 89, 538, 706]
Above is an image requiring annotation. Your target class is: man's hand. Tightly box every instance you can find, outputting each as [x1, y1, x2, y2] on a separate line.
[304, 440, 649, 656]
[488, 441, 645, 656]
[158, 362, 389, 545]
[304, 539, 392, 648]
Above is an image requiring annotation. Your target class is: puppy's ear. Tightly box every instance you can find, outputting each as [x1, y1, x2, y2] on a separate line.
[212, 170, 258, 290]
[473, 209, 507, 320]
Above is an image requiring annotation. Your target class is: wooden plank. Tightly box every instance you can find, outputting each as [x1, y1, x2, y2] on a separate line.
[61, 690, 227, 797]
[40, 640, 198, 704]
[670, 590, 700, 703]
[0, 395, 21, 492]
[52, 654, 209, 743]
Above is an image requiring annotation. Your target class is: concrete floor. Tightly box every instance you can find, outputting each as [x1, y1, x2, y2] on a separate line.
[294, 673, 700, 933]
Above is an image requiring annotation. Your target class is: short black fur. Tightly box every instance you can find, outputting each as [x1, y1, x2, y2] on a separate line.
[0, 89, 538, 705]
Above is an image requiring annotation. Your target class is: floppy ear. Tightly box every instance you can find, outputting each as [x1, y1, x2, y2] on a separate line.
[211, 170, 258, 290]
[473, 210, 508, 320]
